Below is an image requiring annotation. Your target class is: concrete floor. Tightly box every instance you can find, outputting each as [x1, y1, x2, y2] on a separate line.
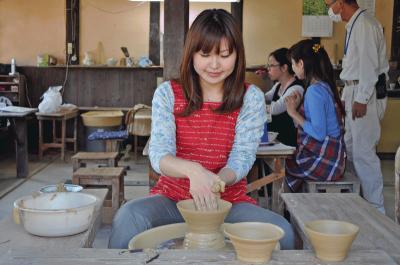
[0, 152, 396, 248]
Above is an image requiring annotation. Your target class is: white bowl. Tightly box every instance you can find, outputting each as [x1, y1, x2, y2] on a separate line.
[39, 184, 83, 193]
[268, 131, 279, 143]
[13, 192, 97, 237]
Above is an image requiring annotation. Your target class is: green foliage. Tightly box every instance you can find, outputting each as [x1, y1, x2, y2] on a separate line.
[303, 0, 328, 16]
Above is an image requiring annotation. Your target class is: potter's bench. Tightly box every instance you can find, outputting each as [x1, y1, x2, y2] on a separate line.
[0, 189, 107, 252]
[281, 193, 400, 264]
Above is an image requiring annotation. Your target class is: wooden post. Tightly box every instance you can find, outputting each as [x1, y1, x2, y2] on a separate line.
[14, 118, 29, 178]
[163, 0, 189, 80]
[231, 0, 243, 32]
[395, 146, 400, 224]
[391, 0, 400, 68]
[66, 0, 80, 65]
[149, 2, 160, 65]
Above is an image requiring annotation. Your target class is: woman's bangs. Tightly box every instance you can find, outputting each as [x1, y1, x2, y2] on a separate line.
[196, 27, 235, 54]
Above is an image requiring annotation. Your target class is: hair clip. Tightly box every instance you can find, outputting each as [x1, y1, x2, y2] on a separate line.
[312, 44, 322, 53]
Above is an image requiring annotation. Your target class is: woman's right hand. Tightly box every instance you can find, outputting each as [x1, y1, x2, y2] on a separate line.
[187, 163, 221, 211]
[255, 69, 267, 79]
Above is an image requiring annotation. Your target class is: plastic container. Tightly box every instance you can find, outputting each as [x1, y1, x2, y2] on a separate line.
[81, 111, 123, 127]
[81, 111, 123, 152]
[13, 192, 97, 237]
[85, 126, 119, 152]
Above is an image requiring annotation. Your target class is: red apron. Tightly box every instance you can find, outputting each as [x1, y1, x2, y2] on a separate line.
[150, 81, 255, 204]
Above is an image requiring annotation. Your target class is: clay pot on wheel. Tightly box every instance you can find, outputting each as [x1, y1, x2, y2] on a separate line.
[177, 199, 231, 249]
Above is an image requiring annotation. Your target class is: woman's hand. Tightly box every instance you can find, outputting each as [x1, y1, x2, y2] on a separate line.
[255, 69, 267, 79]
[285, 91, 301, 117]
[285, 91, 305, 127]
[187, 163, 221, 211]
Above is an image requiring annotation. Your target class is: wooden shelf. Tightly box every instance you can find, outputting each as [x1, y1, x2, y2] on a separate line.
[0, 75, 26, 106]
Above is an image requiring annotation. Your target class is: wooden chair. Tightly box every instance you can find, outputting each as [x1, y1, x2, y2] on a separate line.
[395, 146, 400, 224]
[126, 105, 151, 161]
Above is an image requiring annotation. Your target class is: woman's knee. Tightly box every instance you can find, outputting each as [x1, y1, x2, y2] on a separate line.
[108, 199, 153, 249]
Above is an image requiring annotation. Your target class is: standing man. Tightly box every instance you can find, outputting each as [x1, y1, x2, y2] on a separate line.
[325, 0, 389, 213]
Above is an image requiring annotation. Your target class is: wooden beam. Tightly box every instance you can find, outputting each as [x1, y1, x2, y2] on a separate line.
[163, 0, 189, 80]
[231, 0, 243, 32]
[391, 0, 400, 68]
[66, 0, 80, 65]
[149, 2, 160, 65]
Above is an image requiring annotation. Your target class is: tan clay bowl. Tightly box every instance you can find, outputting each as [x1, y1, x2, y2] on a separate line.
[177, 199, 232, 249]
[177, 199, 232, 234]
[224, 222, 284, 264]
[305, 219, 359, 262]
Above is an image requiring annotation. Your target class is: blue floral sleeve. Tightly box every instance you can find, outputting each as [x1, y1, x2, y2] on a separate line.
[226, 85, 267, 182]
[149, 81, 176, 174]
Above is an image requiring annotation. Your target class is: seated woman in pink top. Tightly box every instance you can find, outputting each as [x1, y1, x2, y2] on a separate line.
[108, 9, 294, 250]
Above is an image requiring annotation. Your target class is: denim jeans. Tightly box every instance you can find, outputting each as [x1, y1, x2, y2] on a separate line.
[108, 195, 294, 249]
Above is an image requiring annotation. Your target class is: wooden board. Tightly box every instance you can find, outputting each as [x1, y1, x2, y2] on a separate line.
[281, 193, 400, 264]
[0, 248, 396, 265]
[0, 189, 107, 255]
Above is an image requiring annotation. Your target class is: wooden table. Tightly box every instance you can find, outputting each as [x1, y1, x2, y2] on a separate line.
[0, 109, 36, 178]
[281, 193, 400, 263]
[0, 248, 396, 265]
[36, 108, 79, 161]
[247, 143, 295, 214]
[0, 189, 107, 253]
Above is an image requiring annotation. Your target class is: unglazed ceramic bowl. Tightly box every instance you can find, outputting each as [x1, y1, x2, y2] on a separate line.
[177, 199, 232, 249]
[224, 222, 284, 263]
[305, 219, 359, 262]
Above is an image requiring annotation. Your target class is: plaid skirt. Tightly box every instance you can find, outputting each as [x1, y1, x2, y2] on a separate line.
[286, 107, 346, 192]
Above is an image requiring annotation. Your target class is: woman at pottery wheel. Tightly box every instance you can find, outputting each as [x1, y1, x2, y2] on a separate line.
[109, 9, 294, 249]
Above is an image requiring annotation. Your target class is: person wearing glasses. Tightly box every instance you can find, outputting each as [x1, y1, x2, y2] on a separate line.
[325, 0, 389, 213]
[261, 48, 304, 147]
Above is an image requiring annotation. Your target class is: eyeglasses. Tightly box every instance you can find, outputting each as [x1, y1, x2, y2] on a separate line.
[266, 64, 281, 69]
[325, 0, 337, 8]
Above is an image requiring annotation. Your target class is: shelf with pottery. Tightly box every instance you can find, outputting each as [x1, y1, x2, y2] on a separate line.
[0, 75, 26, 106]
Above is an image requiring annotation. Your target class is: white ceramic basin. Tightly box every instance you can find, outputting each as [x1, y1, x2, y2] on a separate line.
[13, 192, 97, 237]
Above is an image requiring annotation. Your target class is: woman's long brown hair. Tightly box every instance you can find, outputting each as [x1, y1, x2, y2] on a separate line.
[178, 9, 246, 116]
[288, 39, 345, 118]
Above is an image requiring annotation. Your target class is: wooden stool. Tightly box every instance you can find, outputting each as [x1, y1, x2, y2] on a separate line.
[36, 108, 79, 161]
[73, 167, 125, 223]
[71, 152, 119, 171]
[304, 172, 361, 193]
